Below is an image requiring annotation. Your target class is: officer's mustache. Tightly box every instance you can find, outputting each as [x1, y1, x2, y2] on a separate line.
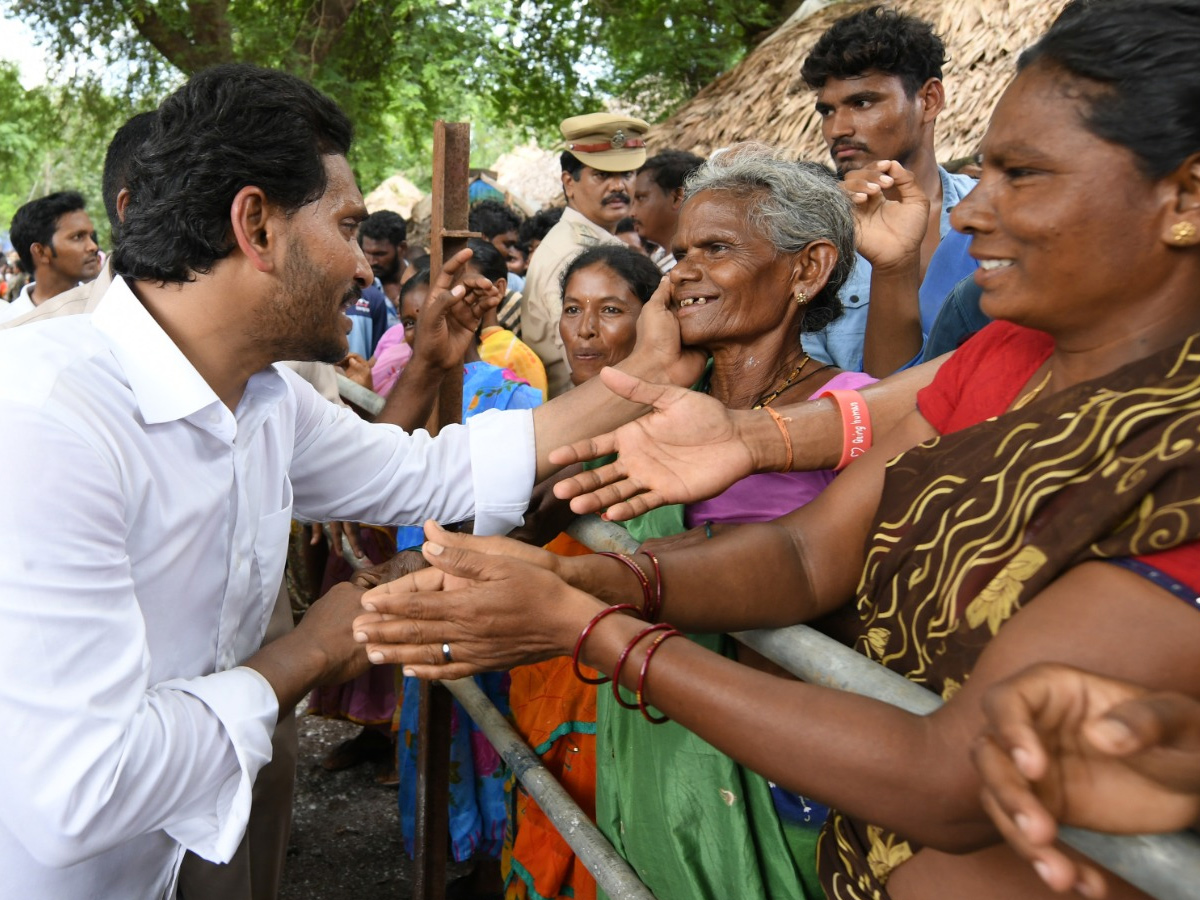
[602, 191, 630, 205]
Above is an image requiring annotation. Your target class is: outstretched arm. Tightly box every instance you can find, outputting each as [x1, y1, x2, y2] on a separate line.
[353, 543, 1200, 861]
[973, 663, 1200, 895]
[359, 406, 938, 648]
[526, 277, 706, 483]
[550, 357, 944, 521]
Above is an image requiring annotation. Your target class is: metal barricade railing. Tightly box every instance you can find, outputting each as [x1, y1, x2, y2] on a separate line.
[336, 374, 1200, 900]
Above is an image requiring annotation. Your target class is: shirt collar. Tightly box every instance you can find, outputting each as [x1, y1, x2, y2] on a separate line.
[90, 275, 229, 426]
[937, 166, 978, 238]
[561, 206, 614, 241]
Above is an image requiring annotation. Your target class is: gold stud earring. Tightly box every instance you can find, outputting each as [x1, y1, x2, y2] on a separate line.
[795, 290, 809, 305]
[1171, 222, 1198, 244]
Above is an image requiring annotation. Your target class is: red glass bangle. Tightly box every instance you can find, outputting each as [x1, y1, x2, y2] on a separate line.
[637, 628, 683, 723]
[572, 604, 641, 685]
[595, 551, 653, 617]
[612, 623, 672, 709]
[640, 550, 663, 622]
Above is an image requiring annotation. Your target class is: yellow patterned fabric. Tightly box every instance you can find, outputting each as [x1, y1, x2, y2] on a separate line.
[818, 329, 1200, 899]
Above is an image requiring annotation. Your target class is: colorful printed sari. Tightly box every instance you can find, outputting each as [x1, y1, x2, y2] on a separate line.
[818, 324, 1200, 898]
[395, 360, 542, 862]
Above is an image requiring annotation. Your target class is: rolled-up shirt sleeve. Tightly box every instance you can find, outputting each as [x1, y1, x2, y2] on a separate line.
[285, 370, 536, 536]
[0, 409, 277, 868]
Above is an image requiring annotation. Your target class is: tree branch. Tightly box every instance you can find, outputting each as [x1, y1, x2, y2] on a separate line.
[125, 0, 234, 73]
[294, 0, 362, 69]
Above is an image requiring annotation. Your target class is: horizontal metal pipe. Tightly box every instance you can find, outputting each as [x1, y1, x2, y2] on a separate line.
[570, 515, 1200, 900]
[441, 678, 658, 900]
[336, 372, 385, 417]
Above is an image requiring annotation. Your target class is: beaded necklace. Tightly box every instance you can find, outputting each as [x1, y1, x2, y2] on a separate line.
[751, 355, 833, 409]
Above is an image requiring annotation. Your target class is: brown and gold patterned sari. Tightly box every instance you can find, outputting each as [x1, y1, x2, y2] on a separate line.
[818, 330, 1200, 900]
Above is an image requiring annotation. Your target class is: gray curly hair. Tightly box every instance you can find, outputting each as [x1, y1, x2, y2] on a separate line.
[683, 144, 855, 331]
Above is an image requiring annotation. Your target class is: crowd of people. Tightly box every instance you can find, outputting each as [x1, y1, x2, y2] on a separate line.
[2, 1, 1199, 899]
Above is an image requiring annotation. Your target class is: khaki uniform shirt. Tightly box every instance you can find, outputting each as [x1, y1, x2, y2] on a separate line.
[521, 206, 621, 397]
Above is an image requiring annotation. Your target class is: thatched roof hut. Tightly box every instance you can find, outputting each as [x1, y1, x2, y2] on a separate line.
[646, 0, 1063, 165]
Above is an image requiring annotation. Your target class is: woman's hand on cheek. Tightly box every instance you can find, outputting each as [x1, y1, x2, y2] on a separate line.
[623, 277, 706, 386]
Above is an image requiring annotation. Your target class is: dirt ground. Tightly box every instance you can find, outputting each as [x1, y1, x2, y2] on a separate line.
[280, 709, 476, 900]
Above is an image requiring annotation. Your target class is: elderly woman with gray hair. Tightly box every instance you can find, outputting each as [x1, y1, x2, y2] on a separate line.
[509, 146, 873, 900]
[586, 148, 873, 899]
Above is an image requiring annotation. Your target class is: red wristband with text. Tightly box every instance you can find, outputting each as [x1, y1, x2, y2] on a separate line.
[817, 388, 872, 471]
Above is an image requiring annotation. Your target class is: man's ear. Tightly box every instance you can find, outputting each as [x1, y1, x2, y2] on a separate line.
[561, 170, 576, 204]
[670, 186, 686, 212]
[29, 241, 53, 269]
[918, 78, 946, 125]
[115, 188, 132, 224]
[230, 185, 278, 273]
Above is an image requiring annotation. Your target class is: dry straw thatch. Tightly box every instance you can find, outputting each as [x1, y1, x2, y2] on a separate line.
[646, 0, 1063, 166]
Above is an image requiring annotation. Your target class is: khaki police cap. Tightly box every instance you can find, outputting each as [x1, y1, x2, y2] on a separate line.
[559, 113, 649, 172]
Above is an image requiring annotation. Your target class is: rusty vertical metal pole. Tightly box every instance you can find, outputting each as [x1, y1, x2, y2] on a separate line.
[429, 121, 474, 429]
[412, 120, 473, 900]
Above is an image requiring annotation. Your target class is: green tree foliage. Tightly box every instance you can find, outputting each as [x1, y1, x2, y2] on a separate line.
[5, 0, 796, 194]
[0, 61, 140, 245]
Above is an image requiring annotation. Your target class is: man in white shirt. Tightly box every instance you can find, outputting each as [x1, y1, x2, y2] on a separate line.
[1, 190, 101, 322]
[0, 64, 690, 899]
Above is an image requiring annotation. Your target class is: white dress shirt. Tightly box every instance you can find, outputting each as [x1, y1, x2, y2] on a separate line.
[0, 276, 535, 898]
[0, 282, 35, 323]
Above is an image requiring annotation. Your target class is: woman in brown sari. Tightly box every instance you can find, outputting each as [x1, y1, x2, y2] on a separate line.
[354, 2, 1200, 897]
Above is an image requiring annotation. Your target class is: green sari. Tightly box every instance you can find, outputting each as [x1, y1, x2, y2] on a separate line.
[595, 504, 823, 900]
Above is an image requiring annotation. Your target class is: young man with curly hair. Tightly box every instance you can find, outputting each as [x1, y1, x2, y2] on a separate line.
[800, 5, 979, 374]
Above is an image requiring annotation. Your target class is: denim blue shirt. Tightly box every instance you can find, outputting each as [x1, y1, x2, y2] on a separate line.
[803, 168, 979, 372]
[346, 283, 391, 359]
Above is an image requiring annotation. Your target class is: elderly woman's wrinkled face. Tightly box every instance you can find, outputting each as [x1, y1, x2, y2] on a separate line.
[668, 190, 799, 348]
[559, 263, 644, 386]
[952, 63, 1171, 339]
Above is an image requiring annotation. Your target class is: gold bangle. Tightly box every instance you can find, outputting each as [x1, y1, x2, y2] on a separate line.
[763, 406, 793, 472]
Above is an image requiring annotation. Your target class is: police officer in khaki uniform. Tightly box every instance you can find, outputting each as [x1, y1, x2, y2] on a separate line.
[522, 112, 649, 397]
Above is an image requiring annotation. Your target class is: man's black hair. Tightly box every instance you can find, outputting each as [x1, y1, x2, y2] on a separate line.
[468, 199, 523, 239]
[10, 191, 88, 274]
[639, 150, 706, 193]
[102, 111, 157, 241]
[358, 209, 408, 246]
[465, 237, 509, 284]
[518, 207, 564, 249]
[559, 244, 661, 304]
[801, 5, 946, 96]
[1018, 0, 1200, 179]
[113, 63, 353, 283]
[560, 151, 585, 181]
[615, 217, 639, 235]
